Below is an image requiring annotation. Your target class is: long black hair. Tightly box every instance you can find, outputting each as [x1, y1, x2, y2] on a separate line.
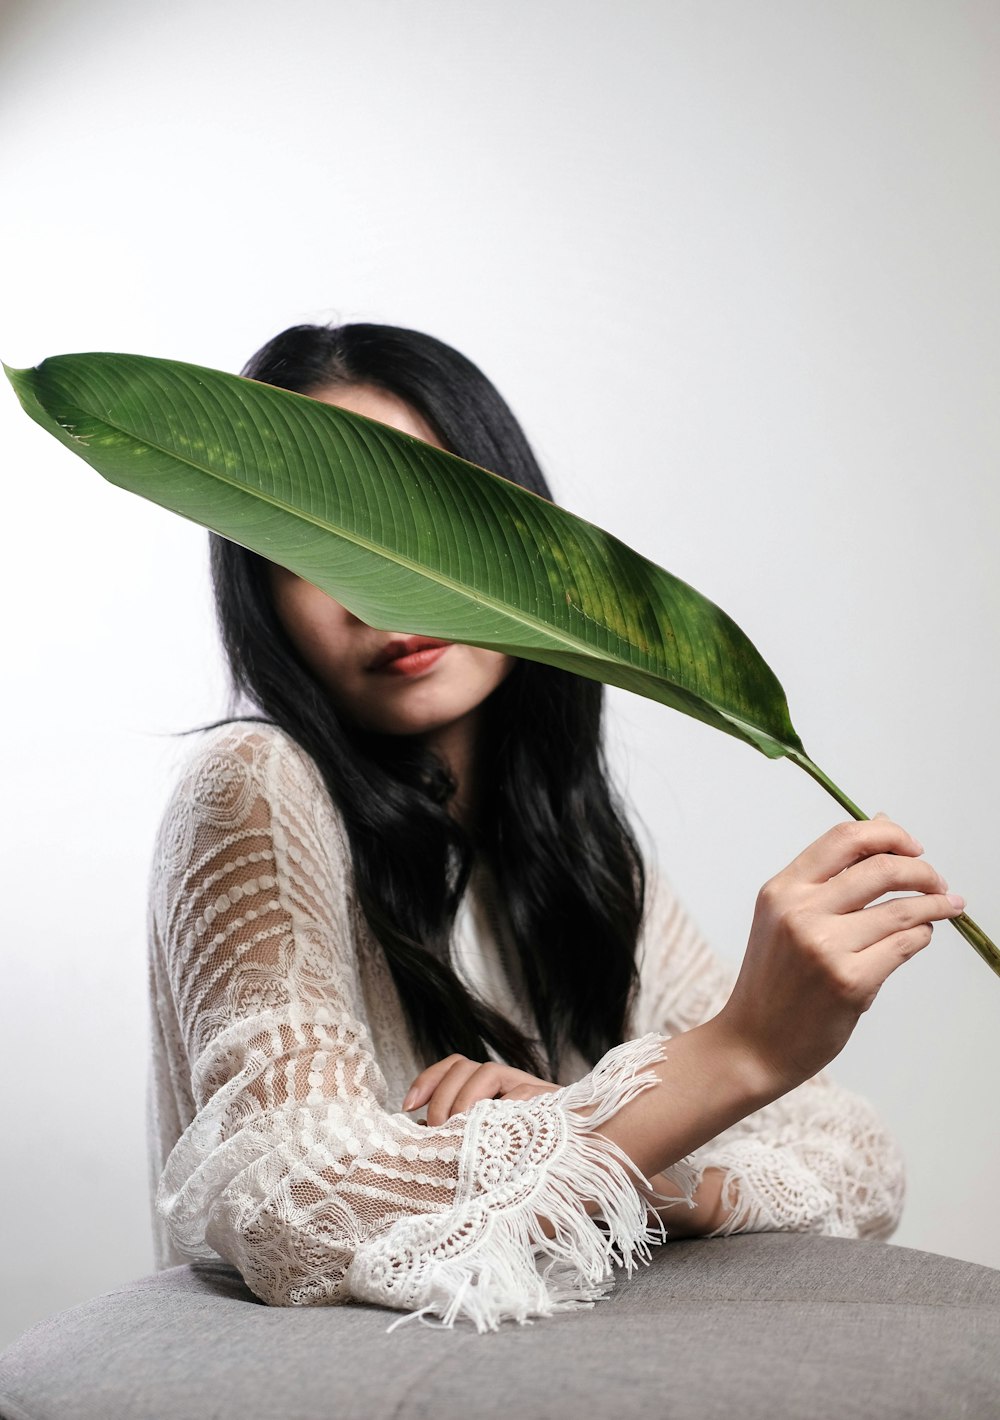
[192, 321, 647, 1080]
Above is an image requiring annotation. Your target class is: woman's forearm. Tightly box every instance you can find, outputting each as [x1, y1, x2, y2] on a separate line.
[589, 1014, 780, 1181]
[643, 1165, 728, 1237]
[554, 1012, 781, 1242]
[538, 1017, 779, 1242]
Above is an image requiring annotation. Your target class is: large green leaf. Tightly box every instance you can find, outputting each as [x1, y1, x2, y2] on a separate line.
[6, 351, 804, 760]
[5, 350, 998, 978]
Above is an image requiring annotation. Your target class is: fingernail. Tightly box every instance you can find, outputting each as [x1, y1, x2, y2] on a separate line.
[947, 893, 966, 911]
[402, 1089, 418, 1111]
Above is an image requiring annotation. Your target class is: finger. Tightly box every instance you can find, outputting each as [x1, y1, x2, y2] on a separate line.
[820, 853, 948, 914]
[426, 1060, 481, 1127]
[851, 920, 939, 998]
[847, 890, 965, 952]
[403, 1054, 468, 1112]
[451, 1064, 515, 1118]
[501, 1082, 561, 1103]
[783, 817, 924, 886]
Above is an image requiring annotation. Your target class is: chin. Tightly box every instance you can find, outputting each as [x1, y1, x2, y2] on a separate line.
[373, 705, 474, 737]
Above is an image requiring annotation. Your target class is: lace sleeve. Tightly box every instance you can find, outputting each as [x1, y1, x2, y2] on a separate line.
[149, 723, 672, 1331]
[632, 867, 906, 1241]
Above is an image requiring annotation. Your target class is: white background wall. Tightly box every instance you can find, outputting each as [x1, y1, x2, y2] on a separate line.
[1, 0, 998, 1350]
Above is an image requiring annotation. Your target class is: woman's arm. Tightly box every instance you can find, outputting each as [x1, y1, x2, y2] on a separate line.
[150, 724, 715, 1330]
[406, 817, 938, 1245]
[404, 820, 939, 1243]
[623, 831, 957, 1240]
[403, 1039, 761, 1238]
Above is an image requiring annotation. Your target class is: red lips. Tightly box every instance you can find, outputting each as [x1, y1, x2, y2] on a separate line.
[367, 636, 451, 671]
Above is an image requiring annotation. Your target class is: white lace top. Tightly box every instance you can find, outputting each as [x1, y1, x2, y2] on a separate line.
[145, 720, 905, 1332]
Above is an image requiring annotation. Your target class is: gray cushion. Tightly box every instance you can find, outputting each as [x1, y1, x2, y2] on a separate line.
[1, 1233, 998, 1420]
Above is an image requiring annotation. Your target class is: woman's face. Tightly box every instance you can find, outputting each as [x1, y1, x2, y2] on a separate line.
[266, 382, 517, 738]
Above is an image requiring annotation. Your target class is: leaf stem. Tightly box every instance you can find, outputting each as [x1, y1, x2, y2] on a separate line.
[787, 751, 868, 820]
[787, 750, 1000, 980]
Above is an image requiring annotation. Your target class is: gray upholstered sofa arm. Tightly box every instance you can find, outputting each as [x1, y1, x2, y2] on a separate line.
[1, 1233, 998, 1420]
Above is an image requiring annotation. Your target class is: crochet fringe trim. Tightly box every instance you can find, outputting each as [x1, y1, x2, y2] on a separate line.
[348, 1031, 688, 1335]
[704, 1144, 779, 1236]
[697, 1137, 847, 1239]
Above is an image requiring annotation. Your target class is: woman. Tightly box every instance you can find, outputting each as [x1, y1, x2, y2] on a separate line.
[146, 321, 963, 1333]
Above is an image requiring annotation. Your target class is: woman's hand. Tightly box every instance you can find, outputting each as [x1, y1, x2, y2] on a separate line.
[717, 812, 965, 1096]
[402, 1054, 560, 1126]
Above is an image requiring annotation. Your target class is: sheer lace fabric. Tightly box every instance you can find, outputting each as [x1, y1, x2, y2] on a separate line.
[146, 722, 904, 1331]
